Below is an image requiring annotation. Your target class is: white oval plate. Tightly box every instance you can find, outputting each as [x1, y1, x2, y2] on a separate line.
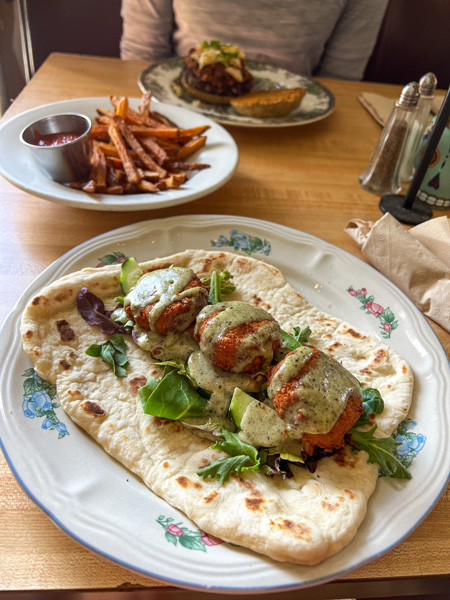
[0, 215, 448, 593]
[0, 98, 238, 211]
[139, 58, 335, 127]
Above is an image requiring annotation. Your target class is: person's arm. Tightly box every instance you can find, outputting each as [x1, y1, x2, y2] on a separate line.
[120, 0, 175, 62]
[316, 0, 389, 80]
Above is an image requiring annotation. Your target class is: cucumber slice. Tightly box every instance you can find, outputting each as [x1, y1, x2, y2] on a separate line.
[120, 257, 143, 295]
[229, 387, 254, 428]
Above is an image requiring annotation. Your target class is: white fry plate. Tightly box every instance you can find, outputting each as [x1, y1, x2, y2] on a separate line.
[0, 98, 238, 211]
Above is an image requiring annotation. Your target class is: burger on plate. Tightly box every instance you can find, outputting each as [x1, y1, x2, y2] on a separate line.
[181, 40, 254, 105]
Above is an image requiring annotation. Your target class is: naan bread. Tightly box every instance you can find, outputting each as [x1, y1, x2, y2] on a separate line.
[20, 250, 413, 565]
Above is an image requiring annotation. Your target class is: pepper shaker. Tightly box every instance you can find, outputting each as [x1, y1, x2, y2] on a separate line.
[359, 82, 420, 196]
[399, 72, 438, 183]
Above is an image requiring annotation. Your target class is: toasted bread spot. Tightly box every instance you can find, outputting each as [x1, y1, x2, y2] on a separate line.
[317, 316, 338, 325]
[245, 497, 265, 512]
[32, 295, 44, 306]
[176, 476, 203, 490]
[201, 254, 226, 272]
[250, 294, 271, 311]
[237, 478, 262, 496]
[402, 364, 408, 375]
[345, 489, 356, 500]
[55, 290, 73, 303]
[321, 496, 344, 511]
[346, 328, 363, 339]
[56, 319, 75, 342]
[68, 389, 82, 398]
[33, 349, 41, 357]
[59, 359, 71, 370]
[24, 330, 33, 339]
[325, 341, 342, 354]
[271, 518, 311, 540]
[129, 376, 147, 394]
[370, 348, 387, 366]
[203, 490, 219, 504]
[360, 367, 373, 376]
[163, 461, 170, 468]
[83, 400, 106, 417]
[262, 263, 280, 277]
[333, 449, 358, 468]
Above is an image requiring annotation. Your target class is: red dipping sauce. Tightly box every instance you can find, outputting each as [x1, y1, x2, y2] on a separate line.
[32, 131, 79, 147]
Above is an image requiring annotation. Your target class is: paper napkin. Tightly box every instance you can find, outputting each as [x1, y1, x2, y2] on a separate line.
[345, 213, 450, 332]
[359, 92, 445, 126]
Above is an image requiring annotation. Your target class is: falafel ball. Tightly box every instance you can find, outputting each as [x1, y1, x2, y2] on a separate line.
[267, 345, 364, 453]
[125, 267, 208, 335]
[194, 301, 282, 373]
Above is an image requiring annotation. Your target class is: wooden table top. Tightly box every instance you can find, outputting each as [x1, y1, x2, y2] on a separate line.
[0, 53, 449, 598]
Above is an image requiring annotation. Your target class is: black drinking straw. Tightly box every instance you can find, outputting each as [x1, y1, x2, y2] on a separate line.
[379, 83, 450, 225]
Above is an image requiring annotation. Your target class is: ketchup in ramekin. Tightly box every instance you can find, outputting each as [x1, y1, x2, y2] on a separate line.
[32, 131, 80, 147]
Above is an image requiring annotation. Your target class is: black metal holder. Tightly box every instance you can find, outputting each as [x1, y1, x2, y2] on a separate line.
[379, 84, 450, 225]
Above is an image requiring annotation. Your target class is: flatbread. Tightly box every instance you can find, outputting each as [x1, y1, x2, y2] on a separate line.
[20, 250, 413, 566]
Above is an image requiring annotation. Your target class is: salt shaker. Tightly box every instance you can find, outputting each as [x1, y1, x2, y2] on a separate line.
[399, 72, 438, 183]
[359, 82, 420, 196]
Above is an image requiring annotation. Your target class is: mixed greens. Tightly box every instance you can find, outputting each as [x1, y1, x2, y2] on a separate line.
[79, 259, 411, 484]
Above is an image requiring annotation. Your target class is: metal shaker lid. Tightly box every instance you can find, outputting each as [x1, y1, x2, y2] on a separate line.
[419, 72, 438, 96]
[397, 82, 420, 107]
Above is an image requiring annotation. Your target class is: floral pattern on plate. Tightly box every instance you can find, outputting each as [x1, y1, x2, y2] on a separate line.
[157, 515, 223, 551]
[21, 369, 69, 438]
[347, 285, 399, 339]
[211, 229, 271, 255]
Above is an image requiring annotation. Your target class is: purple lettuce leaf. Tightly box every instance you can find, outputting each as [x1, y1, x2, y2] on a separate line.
[77, 287, 129, 335]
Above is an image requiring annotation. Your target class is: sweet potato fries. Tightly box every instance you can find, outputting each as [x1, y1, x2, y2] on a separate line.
[70, 92, 210, 195]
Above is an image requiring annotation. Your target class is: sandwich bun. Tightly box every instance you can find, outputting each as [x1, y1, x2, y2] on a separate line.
[180, 75, 237, 105]
[230, 87, 306, 118]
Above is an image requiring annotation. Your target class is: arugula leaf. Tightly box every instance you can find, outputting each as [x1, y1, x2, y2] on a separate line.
[354, 386, 385, 427]
[197, 427, 266, 484]
[274, 325, 312, 362]
[292, 325, 312, 344]
[211, 427, 260, 460]
[201, 270, 235, 304]
[350, 425, 411, 479]
[86, 334, 128, 377]
[197, 456, 253, 485]
[139, 369, 208, 419]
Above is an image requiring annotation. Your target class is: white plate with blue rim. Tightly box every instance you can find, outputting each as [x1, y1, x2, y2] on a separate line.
[0, 98, 238, 211]
[0, 214, 448, 593]
[139, 58, 335, 127]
